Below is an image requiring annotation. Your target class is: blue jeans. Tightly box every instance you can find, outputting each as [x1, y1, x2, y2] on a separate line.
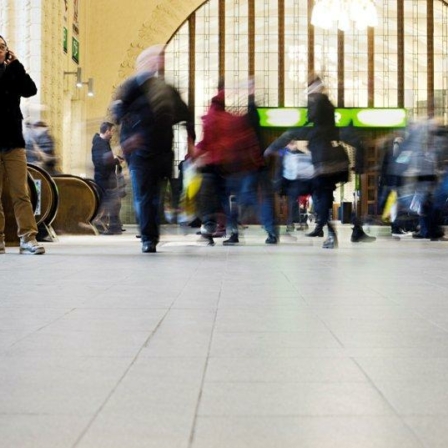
[226, 169, 276, 236]
[129, 155, 166, 243]
[433, 174, 448, 211]
[129, 167, 141, 225]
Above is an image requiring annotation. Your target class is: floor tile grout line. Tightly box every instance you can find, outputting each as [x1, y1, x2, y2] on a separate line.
[70, 265, 204, 448]
[70, 309, 172, 448]
[350, 357, 427, 448]
[4, 307, 79, 352]
[187, 249, 231, 448]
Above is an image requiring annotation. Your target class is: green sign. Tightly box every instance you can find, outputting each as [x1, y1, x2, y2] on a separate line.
[63, 27, 68, 53]
[258, 107, 407, 128]
[334, 109, 353, 127]
[72, 37, 79, 64]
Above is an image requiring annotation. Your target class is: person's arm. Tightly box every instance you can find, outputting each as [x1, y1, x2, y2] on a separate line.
[6, 52, 37, 98]
[170, 86, 196, 143]
[110, 78, 139, 124]
[339, 125, 366, 174]
[264, 128, 310, 157]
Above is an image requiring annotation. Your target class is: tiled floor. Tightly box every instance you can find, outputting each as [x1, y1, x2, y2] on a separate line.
[1, 224, 448, 448]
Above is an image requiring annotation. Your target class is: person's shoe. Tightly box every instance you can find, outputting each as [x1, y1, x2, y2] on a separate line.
[322, 234, 338, 249]
[142, 241, 157, 253]
[200, 224, 215, 237]
[306, 226, 324, 237]
[430, 236, 448, 241]
[351, 225, 376, 243]
[391, 228, 408, 236]
[431, 228, 445, 239]
[101, 229, 122, 235]
[19, 239, 45, 255]
[200, 234, 215, 246]
[265, 233, 278, 244]
[223, 233, 239, 245]
[429, 228, 446, 241]
[286, 225, 295, 233]
[0, 241, 5, 254]
[412, 232, 428, 239]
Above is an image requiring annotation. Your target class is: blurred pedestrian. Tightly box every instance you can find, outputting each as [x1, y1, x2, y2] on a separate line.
[378, 134, 415, 235]
[112, 45, 194, 253]
[31, 121, 58, 174]
[265, 75, 349, 248]
[91, 122, 124, 235]
[193, 84, 276, 246]
[400, 121, 446, 240]
[274, 141, 314, 233]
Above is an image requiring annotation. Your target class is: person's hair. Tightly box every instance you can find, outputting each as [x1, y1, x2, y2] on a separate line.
[135, 44, 164, 73]
[100, 122, 114, 134]
[307, 74, 324, 94]
[0, 35, 6, 45]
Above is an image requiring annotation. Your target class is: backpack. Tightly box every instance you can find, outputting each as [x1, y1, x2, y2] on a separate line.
[144, 77, 190, 127]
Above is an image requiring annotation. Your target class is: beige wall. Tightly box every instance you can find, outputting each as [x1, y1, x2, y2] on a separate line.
[1, 0, 65, 168]
[82, 0, 206, 175]
[5, 0, 205, 176]
[6, 0, 206, 176]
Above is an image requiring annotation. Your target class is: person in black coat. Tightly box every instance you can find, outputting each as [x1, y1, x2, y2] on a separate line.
[111, 45, 194, 253]
[0, 35, 45, 254]
[265, 75, 374, 248]
[91, 122, 124, 234]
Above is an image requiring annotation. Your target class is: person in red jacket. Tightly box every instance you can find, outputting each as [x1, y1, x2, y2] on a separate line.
[194, 85, 277, 246]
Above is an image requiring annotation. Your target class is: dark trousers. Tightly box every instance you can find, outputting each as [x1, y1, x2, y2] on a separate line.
[130, 155, 167, 243]
[313, 176, 336, 230]
[198, 166, 229, 233]
[226, 169, 276, 235]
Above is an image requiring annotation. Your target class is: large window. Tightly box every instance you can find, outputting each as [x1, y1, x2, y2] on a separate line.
[164, 0, 448, 166]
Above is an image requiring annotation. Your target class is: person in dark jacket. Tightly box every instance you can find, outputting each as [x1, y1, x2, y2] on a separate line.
[91, 122, 123, 234]
[0, 35, 45, 254]
[378, 135, 413, 235]
[265, 75, 374, 248]
[111, 45, 195, 253]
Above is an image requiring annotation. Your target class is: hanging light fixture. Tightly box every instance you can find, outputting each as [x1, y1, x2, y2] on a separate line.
[311, 0, 378, 31]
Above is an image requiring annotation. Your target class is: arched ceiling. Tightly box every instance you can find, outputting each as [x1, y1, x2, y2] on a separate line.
[86, 0, 207, 120]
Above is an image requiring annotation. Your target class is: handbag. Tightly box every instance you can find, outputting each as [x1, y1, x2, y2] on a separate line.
[315, 143, 350, 183]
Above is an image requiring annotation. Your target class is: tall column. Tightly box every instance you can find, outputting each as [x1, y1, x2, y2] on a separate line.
[2, 0, 43, 123]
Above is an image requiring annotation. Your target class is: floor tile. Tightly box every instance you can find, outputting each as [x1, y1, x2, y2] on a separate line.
[192, 416, 424, 448]
[198, 382, 395, 416]
[2, 226, 448, 447]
